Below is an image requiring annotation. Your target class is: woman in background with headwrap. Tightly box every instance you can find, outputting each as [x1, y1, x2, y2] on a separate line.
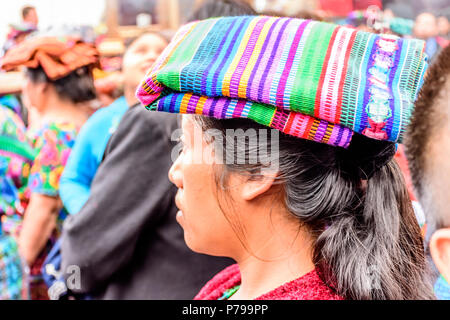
[1, 36, 99, 299]
[0, 96, 35, 300]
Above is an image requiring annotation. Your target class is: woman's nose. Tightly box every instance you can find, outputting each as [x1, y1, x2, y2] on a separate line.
[168, 155, 183, 188]
[145, 50, 160, 64]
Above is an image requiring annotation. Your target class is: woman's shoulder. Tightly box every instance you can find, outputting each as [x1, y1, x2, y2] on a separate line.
[195, 265, 344, 300]
[256, 269, 344, 300]
[194, 264, 241, 300]
[30, 122, 78, 148]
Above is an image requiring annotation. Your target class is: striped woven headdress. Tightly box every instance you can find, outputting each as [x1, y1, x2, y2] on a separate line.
[136, 16, 428, 148]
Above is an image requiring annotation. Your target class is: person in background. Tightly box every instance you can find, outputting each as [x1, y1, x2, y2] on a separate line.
[414, 12, 443, 61]
[1, 36, 99, 299]
[437, 15, 449, 48]
[60, 0, 254, 300]
[0, 100, 35, 300]
[59, 32, 168, 215]
[405, 45, 450, 300]
[22, 6, 39, 29]
[187, 0, 255, 21]
[137, 15, 435, 300]
[2, 24, 37, 56]
[438, 15, 449, 37]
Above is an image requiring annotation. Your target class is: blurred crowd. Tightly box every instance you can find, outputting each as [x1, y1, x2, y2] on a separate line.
[0, 0, 449, 301]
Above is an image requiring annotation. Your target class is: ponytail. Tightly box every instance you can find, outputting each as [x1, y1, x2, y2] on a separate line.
[314, 160, 435, 299]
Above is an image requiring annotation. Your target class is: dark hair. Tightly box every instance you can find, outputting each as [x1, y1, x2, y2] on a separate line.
[188, 0, 256, 22]
[194, 115, 435, 300]
[26, 65, 97, 104]
[404, 45, 450, 229]
[290, 10, 324, 21]
[22, 6, 36, 19]
[261, 9, 324, 21]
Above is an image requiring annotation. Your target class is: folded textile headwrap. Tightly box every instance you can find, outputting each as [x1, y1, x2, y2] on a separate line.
[136, 16, 428, 148]
[1, 36, 99, 81]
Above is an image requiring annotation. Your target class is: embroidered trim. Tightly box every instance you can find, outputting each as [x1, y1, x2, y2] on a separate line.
[363, 36, 399, 141]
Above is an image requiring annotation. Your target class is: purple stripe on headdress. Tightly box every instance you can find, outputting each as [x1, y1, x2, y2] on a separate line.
[328, 123, 340, 145]
[257, 19, 291, 102]
[202, 98, 213, 116]
[169, 93, 178, 113]
[216, 98, 231, 119]
[229, 17, 270, 98]
[200, 21, 236, 96]
[246, 19, 280, 99]
[262, 23, 293, 105]
[187, 95, 200, 114]
[208, 98, 219, 117]
[341, 128, 353, 147]
[360, 38, 379, 132]
[313, 120, 328, 142]
[211, 19, 249, 96]
[385, 39, 403, 140]
[248, 21, 286, 102]
[334, 125, 345, 146]
[275, 20, 310, 108]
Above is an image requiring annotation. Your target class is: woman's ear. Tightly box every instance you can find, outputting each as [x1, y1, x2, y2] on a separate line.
[429, 228, 450, 283]
[240, 173, 277, 201]
[39, 81, 50, 94]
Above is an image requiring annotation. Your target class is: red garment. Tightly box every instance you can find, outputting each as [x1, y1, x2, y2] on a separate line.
[194, 264, 344, 300]
[319, 0, 353, 17]
[394, 144, 416, 201]
[318, 0, 382, 17]
[436, 36, 449, 49]
[353, 0, 382, 10]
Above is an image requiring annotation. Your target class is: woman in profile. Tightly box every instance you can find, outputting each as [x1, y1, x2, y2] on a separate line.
[137, 16, 435, 299]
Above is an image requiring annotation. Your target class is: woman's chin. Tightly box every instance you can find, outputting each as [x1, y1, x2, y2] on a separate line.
[184, 235, 227, 257]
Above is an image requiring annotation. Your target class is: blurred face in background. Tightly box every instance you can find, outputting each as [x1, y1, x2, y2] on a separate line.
[414, 12, 439, 39]
[426, 79, 450, 284]
[23, 8, 38, 27]
[437, 16, 449, 36]
[122, 33, 168, 104]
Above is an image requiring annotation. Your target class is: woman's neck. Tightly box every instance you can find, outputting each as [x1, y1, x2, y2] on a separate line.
[124, 85, 139, 107]
[230, 222, 315, 300]
[39, 97, 89, 127]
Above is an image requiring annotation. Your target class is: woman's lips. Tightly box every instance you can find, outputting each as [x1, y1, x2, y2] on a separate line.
[174, 190, 183, 210]
[174, 190, 185, 226]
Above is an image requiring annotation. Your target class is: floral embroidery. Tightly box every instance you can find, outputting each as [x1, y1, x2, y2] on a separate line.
[26, 122, 78, 237]
[28, 122, 78, 197]
[363, 35, 399, 141]
[0, 105, 33, 236]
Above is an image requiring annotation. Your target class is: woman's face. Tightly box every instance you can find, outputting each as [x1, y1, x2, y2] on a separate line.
[122, 33, 168, 97]
[168, 115, 243, 257]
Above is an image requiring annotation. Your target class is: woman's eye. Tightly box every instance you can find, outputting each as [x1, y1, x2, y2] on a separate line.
[134, 46, 147, 54]
[177, 137, 187, 155]
[181, 143, 187, 154]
